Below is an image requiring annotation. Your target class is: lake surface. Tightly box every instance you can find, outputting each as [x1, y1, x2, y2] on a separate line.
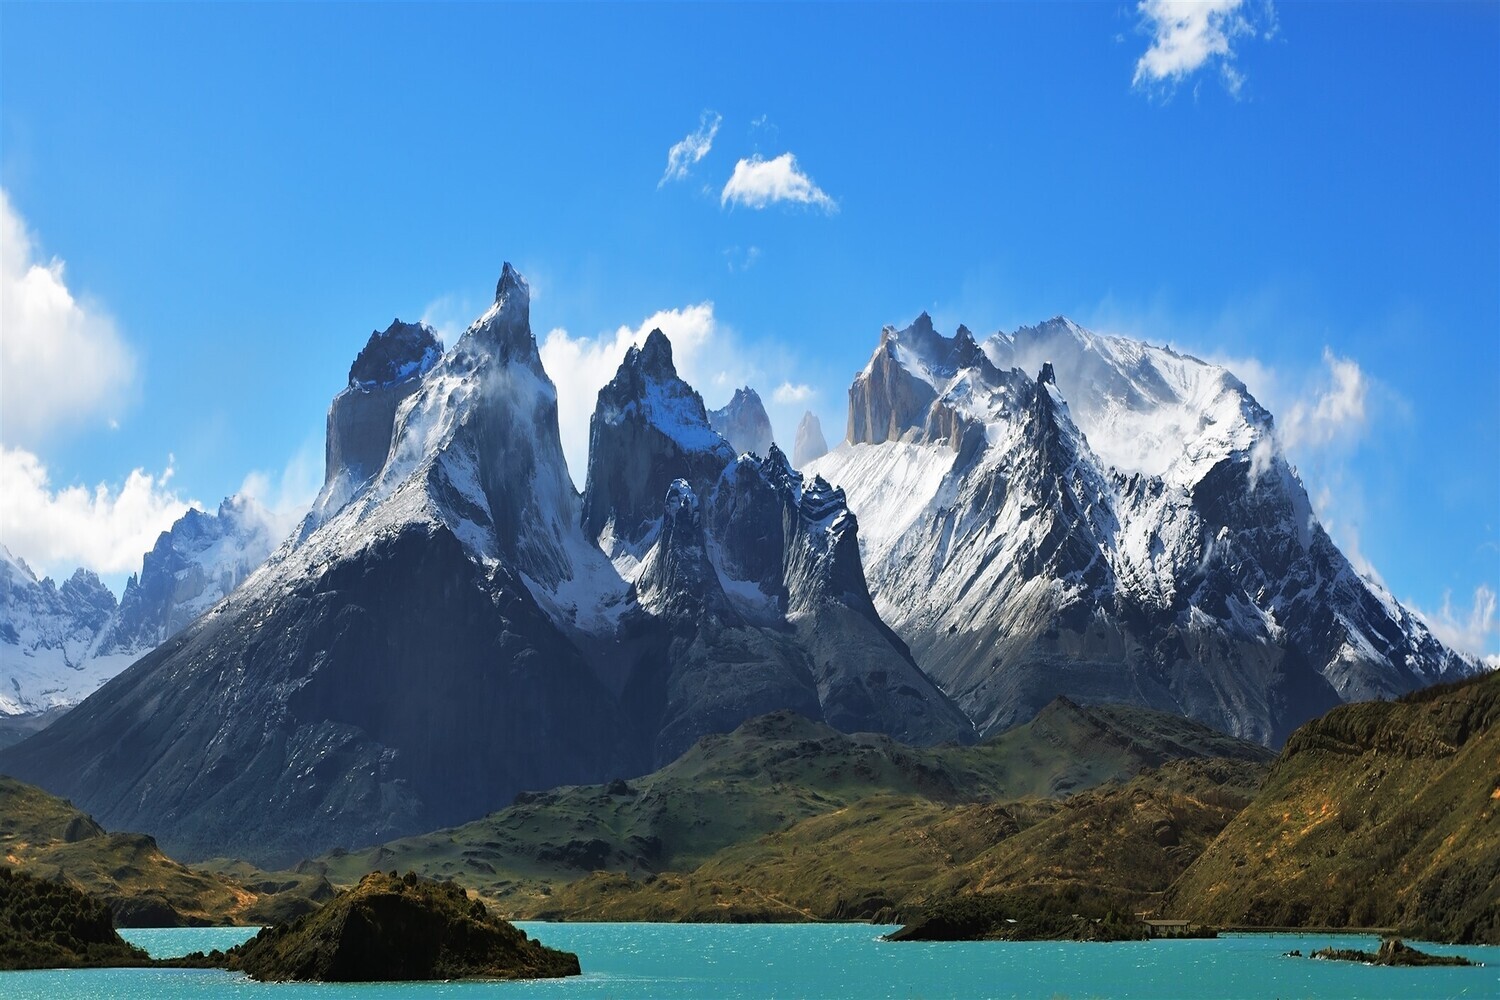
[1, 923, 1494, 999]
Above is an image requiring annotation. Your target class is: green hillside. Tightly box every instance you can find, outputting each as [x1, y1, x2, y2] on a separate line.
[1164, 673, 1500, 943]
[308, 700, 1270, 915]
[0, 775, 328, 926]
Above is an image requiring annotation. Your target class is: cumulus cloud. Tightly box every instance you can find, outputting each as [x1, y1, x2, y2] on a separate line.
[1132, 0, 1274, 96]
[1, 189, 136, 445]
[1412, 584, 1499, 662]
[0, 445, 197, 580]
[721, 153, 837, 212]
[660, 111, 722, 187]
[772, 382, 814, 405]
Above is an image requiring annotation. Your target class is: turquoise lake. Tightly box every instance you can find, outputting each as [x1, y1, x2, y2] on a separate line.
[0, 924, 1494, 999]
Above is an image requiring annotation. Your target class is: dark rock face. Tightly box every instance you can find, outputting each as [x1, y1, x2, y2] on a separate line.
[794, 410, 829, 467]
[349, 320, 442, 389]
[709, 386, 774, 457]
[582, 330, 735, 552]
[321, 319, 441, 510]
[220, 871, 580, 982]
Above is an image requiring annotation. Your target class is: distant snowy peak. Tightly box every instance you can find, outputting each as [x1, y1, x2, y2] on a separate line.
[97, 494, 277, 656]
[849, 314, 1016, 450]
[584, 328, 736, 557]
[709, 385, 774, 458]
[0, 494, 277, 717]
[794, 410, 829, 467]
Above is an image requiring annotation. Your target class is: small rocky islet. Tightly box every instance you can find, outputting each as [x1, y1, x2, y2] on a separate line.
[175, 871, 580, 982]
[1300, 938, 1475, 968]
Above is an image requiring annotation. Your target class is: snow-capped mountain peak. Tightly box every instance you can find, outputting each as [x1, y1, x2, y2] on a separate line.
[812, 311, 1483, 744]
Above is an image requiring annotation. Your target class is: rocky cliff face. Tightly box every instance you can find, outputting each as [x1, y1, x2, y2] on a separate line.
[582, 330, 735, 556]
[592, 340, 972, 765]
[708, 386, 774, 457]
[314, 320, 441, 526]
[811, 314, 1482, 745]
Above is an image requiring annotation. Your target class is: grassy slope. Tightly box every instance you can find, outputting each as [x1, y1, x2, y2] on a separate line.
[308, 701, 1270, 916]
[1164, 672, 1500, 943]
[0, 775, 328, 926]
[537, 757, 1265, 922]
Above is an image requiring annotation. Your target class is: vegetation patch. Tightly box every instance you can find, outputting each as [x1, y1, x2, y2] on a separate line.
[0, 866, 149, 970]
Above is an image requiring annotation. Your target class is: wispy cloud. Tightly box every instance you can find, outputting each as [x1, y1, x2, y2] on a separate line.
[1277, 348, 1369, 452]
[1, 189, 136, 446]
[1410, 584, 1499, 662]
[660, 111, 722, 187]
[723, 245, 761, 272]
[721, 153, 837, 212]
[237, 435, 323, 544]
[0, 445, 196, 579]
[1132, 0, 1275, 97]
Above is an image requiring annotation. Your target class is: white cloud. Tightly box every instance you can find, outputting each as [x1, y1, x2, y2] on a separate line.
[237, 435, 323, 544]
[1210, 346, 1372, 460]
[1132, 0, 1273, 96]
[1277, 348, 1369, 452]
[1412, 584, 1499, 661]
[1, 189, 136, 445]
[0, 445, 197, 580]
[540, 304, 732, 488]
[773, 382, 814, 405]
[660, 111, 722, 187]
[721, 153, 837, 212]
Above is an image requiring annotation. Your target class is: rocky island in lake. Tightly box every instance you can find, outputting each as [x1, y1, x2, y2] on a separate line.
[180, 871, 580, 982]
[1308, 938, 1474, 967]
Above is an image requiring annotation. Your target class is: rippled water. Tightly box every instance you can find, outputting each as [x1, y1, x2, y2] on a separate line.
[0, 923, 1493, 999]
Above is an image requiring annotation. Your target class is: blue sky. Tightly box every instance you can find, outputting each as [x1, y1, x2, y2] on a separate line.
[2, 2, 1496, 658]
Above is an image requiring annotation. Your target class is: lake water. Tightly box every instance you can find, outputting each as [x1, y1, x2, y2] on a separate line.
[0, 924, 1494, 999]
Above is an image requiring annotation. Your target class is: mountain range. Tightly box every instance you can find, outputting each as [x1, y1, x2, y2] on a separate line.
[809, 315, 1476, 744]
[0, 264, 1483, 866]
[0, 495, 275, 741]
